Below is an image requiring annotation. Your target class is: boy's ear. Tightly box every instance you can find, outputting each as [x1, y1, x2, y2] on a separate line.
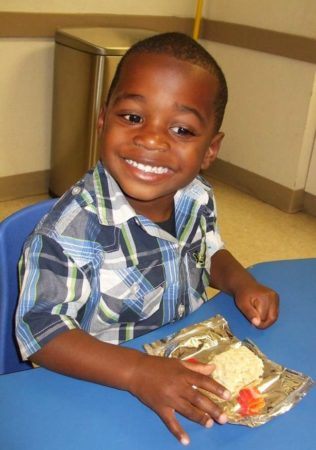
[97, 105, 106, 135]
[200, 132, 224, 170]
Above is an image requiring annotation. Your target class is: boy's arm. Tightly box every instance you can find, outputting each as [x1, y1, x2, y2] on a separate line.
[31, 328, 230, 446]
[210, 249, 279, 328]
[17, 233, 229, 445]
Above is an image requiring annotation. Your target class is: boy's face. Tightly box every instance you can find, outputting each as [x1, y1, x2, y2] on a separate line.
[98, 53, 223, 219]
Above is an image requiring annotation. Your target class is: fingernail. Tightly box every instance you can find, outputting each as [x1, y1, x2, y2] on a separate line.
[223, 389, 231, 400]
[252, 317, 260, 326]
[180, 436, 190, 446]
[205, 418, 214, 428]
[218, 413, 228, 424]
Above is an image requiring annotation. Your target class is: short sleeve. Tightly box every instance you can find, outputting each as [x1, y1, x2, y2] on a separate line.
[16, 233, 91, 360]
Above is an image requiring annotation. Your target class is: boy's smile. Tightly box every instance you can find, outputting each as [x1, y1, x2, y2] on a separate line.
[98, 53, 224, 222]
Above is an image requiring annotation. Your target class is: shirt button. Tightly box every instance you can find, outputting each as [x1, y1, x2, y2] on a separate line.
[130, 283, 139, 296]
[72, 186, 82, 195]
[178, 304, 185, 317]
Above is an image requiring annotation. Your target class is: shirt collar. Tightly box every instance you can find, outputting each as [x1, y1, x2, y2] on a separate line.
[86, 161, 212, 226]
[91, 161, 136, 225]
[174, 176, 211, 207]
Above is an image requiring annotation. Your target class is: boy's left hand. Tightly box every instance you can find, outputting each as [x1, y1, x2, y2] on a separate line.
[234, 282, 279, 329]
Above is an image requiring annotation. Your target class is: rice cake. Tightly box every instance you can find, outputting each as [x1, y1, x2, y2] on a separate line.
[211, 346, 264, 394]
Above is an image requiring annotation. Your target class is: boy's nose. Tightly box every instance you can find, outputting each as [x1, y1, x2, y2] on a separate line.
[133, 125, 169, 151]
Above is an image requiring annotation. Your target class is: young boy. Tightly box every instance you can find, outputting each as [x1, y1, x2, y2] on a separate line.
[16, 32, 279, 446]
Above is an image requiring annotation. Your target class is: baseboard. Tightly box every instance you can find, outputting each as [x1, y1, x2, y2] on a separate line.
[0, 170, 49, 201]
[202, 159, 306, 214]
[303, 192, 316, 216]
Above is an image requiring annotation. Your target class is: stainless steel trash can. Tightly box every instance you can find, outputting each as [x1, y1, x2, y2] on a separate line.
[49, 27, 155, 196]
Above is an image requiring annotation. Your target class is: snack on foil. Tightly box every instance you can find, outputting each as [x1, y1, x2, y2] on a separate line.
[212, 346, 264, 394]
[144, 315, 314, 427]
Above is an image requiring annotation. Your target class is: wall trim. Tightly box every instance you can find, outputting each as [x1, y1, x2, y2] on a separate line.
[202, 159, 306, 214]
[0, 170, 49, 202]
[0, 12, 193, 38]
[202, 19, 316, 64]
[0, 13, 316, 64]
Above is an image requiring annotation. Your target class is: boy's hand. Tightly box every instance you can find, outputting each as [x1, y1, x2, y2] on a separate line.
[234, 282, 279, 329]
[210, 250, 279, 329]
[30, 329, 230, 445]
[129, 354, 230, 445]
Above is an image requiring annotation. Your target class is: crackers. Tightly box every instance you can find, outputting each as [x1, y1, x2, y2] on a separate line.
[211, 346, 264, 394]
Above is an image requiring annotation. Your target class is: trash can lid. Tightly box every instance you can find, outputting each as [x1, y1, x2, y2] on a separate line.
[55, 27, 156, 55]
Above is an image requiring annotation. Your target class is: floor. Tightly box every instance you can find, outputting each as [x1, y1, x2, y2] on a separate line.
[1, 179, 316, 271]
[0, 194, 49, 222]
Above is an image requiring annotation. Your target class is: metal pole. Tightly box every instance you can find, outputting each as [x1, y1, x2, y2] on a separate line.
[193, 0, 204, 40]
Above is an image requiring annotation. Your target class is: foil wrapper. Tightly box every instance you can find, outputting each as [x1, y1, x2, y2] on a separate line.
[144, 315, 314, 427]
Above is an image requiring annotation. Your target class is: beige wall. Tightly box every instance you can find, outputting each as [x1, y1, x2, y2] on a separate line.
[299, 73, 316, 195]
[201, 0, 316, 197]
[0, 0, 195, 16]
[0, 38, 54, 177]
[202, 40, 316, 191]
[203, 0, 316, 38]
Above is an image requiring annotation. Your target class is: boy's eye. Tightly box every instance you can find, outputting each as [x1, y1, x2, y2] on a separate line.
[171, 126, 195, 137]
[121, 114, 143, 124]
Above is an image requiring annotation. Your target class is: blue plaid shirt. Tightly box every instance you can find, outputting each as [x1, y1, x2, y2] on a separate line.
[16, 161, 224, 360]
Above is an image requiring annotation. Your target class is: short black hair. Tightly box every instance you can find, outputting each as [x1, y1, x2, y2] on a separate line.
[106, 32, 228, 131]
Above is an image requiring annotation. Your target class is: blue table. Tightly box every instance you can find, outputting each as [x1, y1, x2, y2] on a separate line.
[1, 259, 315, 449]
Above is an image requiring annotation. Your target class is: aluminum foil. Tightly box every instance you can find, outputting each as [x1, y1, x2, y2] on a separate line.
[144, 315, 314, 427]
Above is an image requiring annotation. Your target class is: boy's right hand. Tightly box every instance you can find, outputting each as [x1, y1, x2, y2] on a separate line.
[128, 354, 230, 445]
[30, 329, 229, 445]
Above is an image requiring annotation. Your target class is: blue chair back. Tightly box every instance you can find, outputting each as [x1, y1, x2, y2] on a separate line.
[0, 199, 57, 374]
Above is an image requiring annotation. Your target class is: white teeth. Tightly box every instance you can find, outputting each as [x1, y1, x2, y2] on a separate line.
[125, 159, 168, 174]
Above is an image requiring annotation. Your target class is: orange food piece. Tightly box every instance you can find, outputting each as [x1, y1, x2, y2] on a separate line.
[187, 358, 199, 364]
[237, 387, 265, 416]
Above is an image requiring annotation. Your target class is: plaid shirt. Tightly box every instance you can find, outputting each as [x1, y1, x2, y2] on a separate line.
[16, 161, 224, 360]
